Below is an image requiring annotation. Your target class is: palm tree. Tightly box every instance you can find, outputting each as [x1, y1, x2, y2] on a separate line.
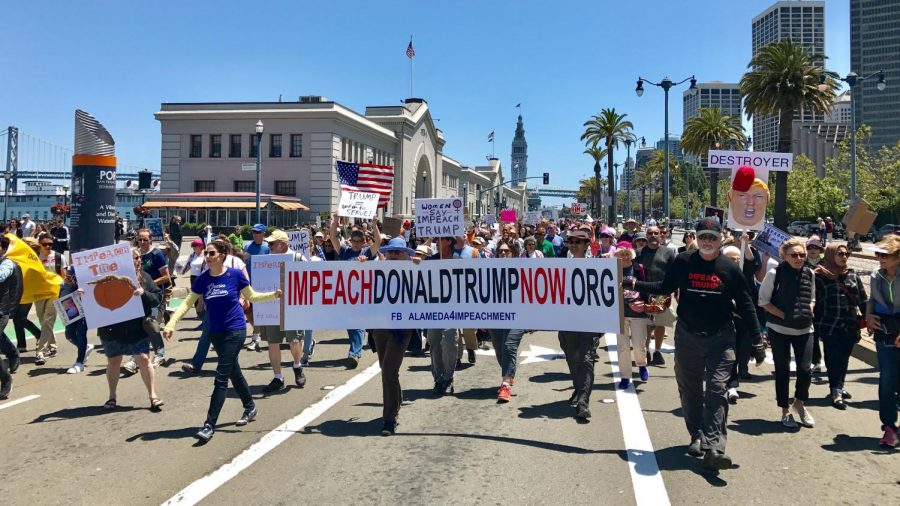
[582, 146, 607, 218]
[681, 107, 747, 207]
[576, 175, 605, 213]
[741, 39, 838, 228]
[581, 108, 633, 224]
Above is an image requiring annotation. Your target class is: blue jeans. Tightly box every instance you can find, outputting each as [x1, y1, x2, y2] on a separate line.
[191, 312, 211, 370]
[876, 340, 899, 431]
[206, 328, 254, 427]
[65, 318, 89, 363]
[489, 328, 525, 379]
[347, 329, 364, 358]
[302, 330, 314, 355]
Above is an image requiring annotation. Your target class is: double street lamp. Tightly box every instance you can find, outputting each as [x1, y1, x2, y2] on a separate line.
[636, 75, 696, 222]
[254, 120, 264, 225]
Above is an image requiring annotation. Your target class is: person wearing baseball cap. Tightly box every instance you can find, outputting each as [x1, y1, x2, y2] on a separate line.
[241, 224, 270, 351]
[624, 216, 765, 470]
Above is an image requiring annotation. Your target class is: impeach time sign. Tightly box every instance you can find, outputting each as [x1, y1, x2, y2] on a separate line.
[281, 258, 622, 332]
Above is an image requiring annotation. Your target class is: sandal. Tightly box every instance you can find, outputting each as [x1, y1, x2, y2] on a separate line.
[103, 399, 117, 410]
[150, 398, 165, 412]
[831, 397, 847, 410]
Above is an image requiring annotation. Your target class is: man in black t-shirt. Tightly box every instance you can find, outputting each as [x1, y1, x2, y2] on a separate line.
[627, 217, 765, 471]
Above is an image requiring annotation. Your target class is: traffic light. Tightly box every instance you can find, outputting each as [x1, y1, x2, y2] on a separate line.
[543, 172, 549, 185]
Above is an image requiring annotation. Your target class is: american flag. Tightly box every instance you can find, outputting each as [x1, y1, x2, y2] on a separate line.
[406, 40, 415, 59]
[336, 161, 395, 208]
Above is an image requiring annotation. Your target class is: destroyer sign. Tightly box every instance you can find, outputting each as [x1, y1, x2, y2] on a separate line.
[282, 258, 621, 332]
[708, 150, 793, 172]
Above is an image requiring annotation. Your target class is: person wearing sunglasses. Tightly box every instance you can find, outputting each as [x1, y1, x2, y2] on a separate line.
[32, 232, 68, 366]
[163, 239, 281, 443]
[624, 217, 764, 470]
[866, 235, 900, 447]
[759, 238, 816, 430]
[813, 244, 867, 411]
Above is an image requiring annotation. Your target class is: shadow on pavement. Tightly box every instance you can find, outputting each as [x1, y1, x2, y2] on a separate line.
[821, 433, 896, 454]
[27, 368, 65, 377]
[527, 372, 570, 384]
[454, 386, 500, 401]
[650, 445, 732, 487]
[850, 376, 880, 385]
[517, 400, 573, 420]
[306, 358, 356, 369]
[728, 418, 794, 436]
[127, 424, 241, 443]
[30, 405, 140, 423]
[405, 364, 431, 373]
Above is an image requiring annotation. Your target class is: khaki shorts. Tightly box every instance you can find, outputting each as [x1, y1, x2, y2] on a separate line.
[260, 325, 301, 344]
[653, 306, 676, 327]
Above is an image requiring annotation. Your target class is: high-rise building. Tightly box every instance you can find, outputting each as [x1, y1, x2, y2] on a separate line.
[635, 146, 655, 171]
[851, 0, 900, 150]
[510, 114, 528, 185]
[751, 1, 826, 153]
[682, 82, 743, 165]
[622, 156, 635, 191]
[655, 135, 683, 163]
[825, 90, 852, 124]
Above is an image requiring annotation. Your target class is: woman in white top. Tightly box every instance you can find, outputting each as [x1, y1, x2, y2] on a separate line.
[520, 237, 544, 258]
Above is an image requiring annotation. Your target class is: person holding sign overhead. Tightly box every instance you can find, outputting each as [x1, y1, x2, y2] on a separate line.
[164, 239, 282, 443]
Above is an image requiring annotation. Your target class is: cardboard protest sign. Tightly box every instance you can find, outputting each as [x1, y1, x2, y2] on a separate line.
[144, 218, 164, 241]
[54, 292, 85, 326]
[500, 209, 518, 223]
[541, 208, 559, 221]
[842, 198, 877, 235]
[525, 211, 542, 225]
[708, 150, 793, 172]
[288, 229, 310, 260]
[752, 223, 791, 261]
[382, 217, 404, 237]
[414, 198, 464, 237]
[282, 258, 622, 332]
[71, 243, 145, 328]
[726, 165, 770, 231]
[338, 191, 380, 219]
[250, 254, 292, 326]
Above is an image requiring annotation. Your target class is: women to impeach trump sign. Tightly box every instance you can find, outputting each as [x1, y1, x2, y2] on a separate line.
[281, 258, 623, 333]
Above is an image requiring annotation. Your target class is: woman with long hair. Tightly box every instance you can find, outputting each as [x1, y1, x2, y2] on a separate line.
[164, 239, 280, 442]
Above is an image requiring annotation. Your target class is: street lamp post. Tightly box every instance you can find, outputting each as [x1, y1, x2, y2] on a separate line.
[623, 136, 645, 220]
[636, 75, 696, 222]
[254, 120, 264, 225]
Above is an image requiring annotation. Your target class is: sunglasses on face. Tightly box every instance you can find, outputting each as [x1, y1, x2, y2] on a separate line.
[875, 252, 895, 259]
[40, 242, 52, 247]
[137, 238, 150, 243]
[698, 234, 718, 241]
[204, 251, 218, 257]
[565, 239, 586, 245]
[646, 232, 660, 236]
[498, 249, 511, 254]
[836, 251, 851, 258]
[789, 253, 807, 259]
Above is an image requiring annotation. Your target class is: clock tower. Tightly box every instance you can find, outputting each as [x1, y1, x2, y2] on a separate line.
[510, 114, 528, 186]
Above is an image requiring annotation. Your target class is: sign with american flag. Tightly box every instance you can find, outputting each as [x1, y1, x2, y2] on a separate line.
[336, 160, 395, 209]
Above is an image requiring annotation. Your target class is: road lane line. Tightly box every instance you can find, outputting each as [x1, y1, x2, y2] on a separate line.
[606, 333, 671, 506]
[0, 394, 40, 411]
[164, 362, 381, 506]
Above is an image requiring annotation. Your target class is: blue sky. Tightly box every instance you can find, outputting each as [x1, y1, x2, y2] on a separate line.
[1, 0, 850, 204]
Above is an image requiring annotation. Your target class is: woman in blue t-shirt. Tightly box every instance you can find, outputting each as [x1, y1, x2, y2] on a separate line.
[164, 239, 281, 443]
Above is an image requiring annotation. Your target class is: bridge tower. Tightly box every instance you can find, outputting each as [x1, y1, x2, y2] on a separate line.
[510, 114, 527, 185]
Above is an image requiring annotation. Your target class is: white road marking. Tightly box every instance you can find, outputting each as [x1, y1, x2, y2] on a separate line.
[0, 394, 40, 411]
[518, 344, 562, 364]
[606, 333, 671, 506]
[163, 362, 381, 506]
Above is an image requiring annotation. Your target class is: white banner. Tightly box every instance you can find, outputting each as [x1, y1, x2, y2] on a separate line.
[708, 150, 793, 172]
[251, 254, 293, 326]
[71, 243, 145, 329]
[288, 229, 310, 260]
[338, 191, 380, 219]
[282, 258, 622, 332]
[414, 198, 464, 237]
[524, 211, 542, 225]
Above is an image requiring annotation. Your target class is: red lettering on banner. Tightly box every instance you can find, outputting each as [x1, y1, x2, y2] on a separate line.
[534, 267, 548, 304]
[333, 270, 346, 305]
[520, 268, 533, 303]
[322, 270, 333, 304]
[360, 270, 373, 304]
[347, 270, 359, 304]
[549, 268, 566, 304]
[309, 271, 321, 304]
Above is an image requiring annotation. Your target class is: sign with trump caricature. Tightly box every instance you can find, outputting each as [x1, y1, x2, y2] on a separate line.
[726, 165, 770, 231]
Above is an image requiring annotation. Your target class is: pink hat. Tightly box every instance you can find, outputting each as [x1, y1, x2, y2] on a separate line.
[616, 240, 633, 250]
[191, 239, 204, 248]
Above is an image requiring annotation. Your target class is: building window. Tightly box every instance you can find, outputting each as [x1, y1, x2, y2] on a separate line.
[290, 134, 303, 157]
[229, 135, 242, 157]
[270, 134, 282, 158]
[194, 180, 216, 192]
[190, 135, 202, 158]
[250, 134, 260, 158]
[234, 180, 256, 192]
[209, 134, 222, 158]
[274, 180, 296, 196]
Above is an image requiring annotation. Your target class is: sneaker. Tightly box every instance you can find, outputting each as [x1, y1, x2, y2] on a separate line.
[618, 378, 630, 390]
[246, 341, 261, 352]
[811, 363, 822, 374]
[293, 366, 306, 388]
[793, 403, 815, 428]
[639, 366, 649, 382]
[575, 403, 592, 420]
[262, 377, 285, 394]
[66, 362, 85, 374]
[702, 449, 733, 470]
[308, 338, 316, 357]
[47, 347, 58, 358]
[83, 344, 94, 365]
[181, 364, 198, 374]
[299, 354, 310, 367]
[651, 351, 666, 366]
[433, 381, 444, 396]
[509, 377, 515, 387]
[442, 381, 455, 396]
[236, 406, 258, 426]
[727, 388, 739, 404]
[840, 389, 852, 400]
[121, 359, 138, 376]
[782, 413, 799, 429]
[467, 349, 476, 364]
[497, 384, 511, 403]
[879, 426, 899, 448]
[34, 353, 46, 366]
[150, 355, 165, 369]
[347, 355, 359, 369]
[0, 376, 11, 400]
[195, 424, 214, 442]
[381, 419, 397, 436]
[687, 438, 705, 457]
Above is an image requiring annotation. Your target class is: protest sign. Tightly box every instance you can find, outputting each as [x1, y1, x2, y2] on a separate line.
[282, 258, 622, 332]
[571, 203, 586, 216]
[414, 198, 464, 237]
[288, 229, 310, 260]
[541, 208, 559, 221]
[382, 217, 404, 237]
[250, 254, 292, 326]
[338, 191, 380, 219]
[144, 218, 163, 241]
[726, 165, 770, 231]
[708, 150, 793, 172]
[752, 223, 791, 261]
[54, 292, 85, 326]
[71, 243, 145, 328]
[484, 214, 496, 225]
[500, 209, 518, 223]
[525, 211, 542, 225]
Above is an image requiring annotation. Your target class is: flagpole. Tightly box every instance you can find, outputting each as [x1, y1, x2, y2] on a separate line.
[409, 36, 413, 98]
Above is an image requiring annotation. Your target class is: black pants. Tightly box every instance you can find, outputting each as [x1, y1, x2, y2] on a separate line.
[372, 330, 412, 423]
[769, 329, 813, 409]
[206, 329, 254, 427]
[12, 303, 41, 349]
[821, 327, 857, 393]
[674, 323, 735, 453]
[811, 331, 823, 367]
[557, 331, 600, 408]
[727, 327, 752, 389]
[406, 330, 424, 354]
